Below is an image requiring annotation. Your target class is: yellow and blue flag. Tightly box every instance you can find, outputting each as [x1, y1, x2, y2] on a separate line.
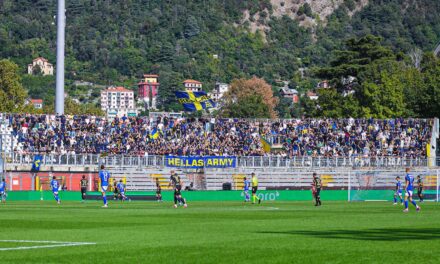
[260, 136, 271, 153]
[32, 154, 42, 171]
[175, 91, 216, 111]
[150, 128, 159, 139]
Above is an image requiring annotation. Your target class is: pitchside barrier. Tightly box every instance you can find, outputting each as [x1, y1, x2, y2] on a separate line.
[3, 169, 439, 202]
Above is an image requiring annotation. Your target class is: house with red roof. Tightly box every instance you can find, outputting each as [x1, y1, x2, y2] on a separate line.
[183, 79, 202, 92]
[138, 74, 159, 110]
[28, 57, 54, 76]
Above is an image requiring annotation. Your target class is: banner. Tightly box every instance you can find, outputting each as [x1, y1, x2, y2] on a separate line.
[165, 156, 236, 168]
[175, 91, 216, 111]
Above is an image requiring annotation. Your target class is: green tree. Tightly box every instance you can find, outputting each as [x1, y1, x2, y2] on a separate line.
[0, 59, 28, 112]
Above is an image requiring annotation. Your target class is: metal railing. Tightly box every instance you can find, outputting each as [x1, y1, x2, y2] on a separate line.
[5, 153, 437, 169]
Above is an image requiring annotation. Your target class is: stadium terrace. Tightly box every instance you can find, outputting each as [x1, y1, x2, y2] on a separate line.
[1, 114, 434, 158]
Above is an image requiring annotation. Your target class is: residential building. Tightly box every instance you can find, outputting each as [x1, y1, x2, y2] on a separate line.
[208, 82, 229, 102]
[30, 99, 43, 109]
[138, 74, 159, 110]
[317, 80, 330, 89]
[306, 91, 319, 100]
[27, 57, 54, 76]
[101, 86, 136, 117]
[183, 79, 202, 92]
[279, 87, 299, 103]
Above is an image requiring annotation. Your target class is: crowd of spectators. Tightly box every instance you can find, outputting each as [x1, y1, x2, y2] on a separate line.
[1, 113, 433, 158]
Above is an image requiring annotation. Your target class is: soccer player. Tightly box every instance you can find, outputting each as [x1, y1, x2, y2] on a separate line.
[393, 176, 403, 205]
[0, 178, 6, 203]
[80, 175, 88, 202]
[99, 164, 110, 207]
[251, 173, 261, 204]
[312, 173, 322, 206]
[117, 180, 129, 201]
[50, 176, 61, 204]
[156, 178, 162, 202]
[243, 177, 250, 202]
[311, 177, 316, 203]
[112, 179, 119, 200]
[403, 168, 420, 213]
[169, 171, 187, 208]
[417, 175, 424, 202]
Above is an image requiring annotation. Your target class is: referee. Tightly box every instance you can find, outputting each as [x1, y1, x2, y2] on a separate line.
[80, 175, 88, 202]
[251, 173, 262, 204]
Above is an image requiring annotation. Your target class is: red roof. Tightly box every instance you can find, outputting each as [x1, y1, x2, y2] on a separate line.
[183, 79, 202, 84]
[33, 57, 49, 62]
[306, 91, 317, 96]
[31, 99, 43, 104]
[104, 86, 133, 93]
[143, 74, 159, 78]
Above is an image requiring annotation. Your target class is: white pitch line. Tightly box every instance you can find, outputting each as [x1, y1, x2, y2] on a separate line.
[0, 240, 96, 251]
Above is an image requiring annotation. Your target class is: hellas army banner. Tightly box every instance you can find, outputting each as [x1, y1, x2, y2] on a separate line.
[165, 156, 236, 169]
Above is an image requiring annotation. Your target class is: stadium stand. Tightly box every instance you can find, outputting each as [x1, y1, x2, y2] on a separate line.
[0, 114, 434, 158]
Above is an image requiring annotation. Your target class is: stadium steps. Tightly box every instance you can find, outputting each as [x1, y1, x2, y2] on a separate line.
[150, 174, 172, 190]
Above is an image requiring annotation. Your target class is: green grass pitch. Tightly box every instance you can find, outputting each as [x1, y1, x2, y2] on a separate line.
[0, 200, 439, 263]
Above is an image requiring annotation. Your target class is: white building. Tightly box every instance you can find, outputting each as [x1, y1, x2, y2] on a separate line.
[101, 87, 137, 117]
[183, 79, 202, 92]
[28, 57, 54, 76]
[30, 99, 43, 109]
[209, 82, 229, 101]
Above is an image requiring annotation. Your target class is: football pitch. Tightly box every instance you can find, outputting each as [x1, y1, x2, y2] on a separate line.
[0, 200, 439, 263]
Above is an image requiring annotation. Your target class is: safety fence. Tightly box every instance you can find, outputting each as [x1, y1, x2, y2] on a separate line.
[5, 153, 437, 169]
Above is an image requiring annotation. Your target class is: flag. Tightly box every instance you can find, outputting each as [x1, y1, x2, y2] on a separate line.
[260, 136, 271, 153]
[32, 154, 43, 171]
[175, 91, 216, 111]
[150, 128, 159, 139]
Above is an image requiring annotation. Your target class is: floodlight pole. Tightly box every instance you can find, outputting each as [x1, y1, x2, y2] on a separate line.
[55, 0, 65, 114]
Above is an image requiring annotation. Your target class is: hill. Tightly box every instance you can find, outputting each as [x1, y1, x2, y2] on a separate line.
[0, 0, 439, 111]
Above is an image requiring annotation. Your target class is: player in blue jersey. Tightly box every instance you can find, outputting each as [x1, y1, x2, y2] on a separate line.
[116, 180, 129, 201]
[393, 176, 403, 205]
[243, 177, 250, 202]
[403, 168, 420, 212]
[0, 179, 7, 203]
[99, 164, 110, 207]
[50, 176, 61, 204]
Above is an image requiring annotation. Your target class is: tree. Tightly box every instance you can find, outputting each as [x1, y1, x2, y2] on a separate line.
[417, 53, 440, 117]
[314, 35, 411, 118]
[315, 89, 360, 118]
[317, 35, 394, 92]
[356, 61, 407, 118]
[221, 95, 270, 118]
[222, 77, 279, 118]
[0, 59, 28, 112]
[184, 16, 200, 38]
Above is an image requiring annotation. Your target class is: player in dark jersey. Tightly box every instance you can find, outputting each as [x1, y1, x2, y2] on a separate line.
[80, 175, 88, 202]
[169, 171, 187, 208]
[312, 173, 322, 206]
[156, 178, 162, 202]
[113, 179, 119, 200]
[417, 175, 424, 202]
